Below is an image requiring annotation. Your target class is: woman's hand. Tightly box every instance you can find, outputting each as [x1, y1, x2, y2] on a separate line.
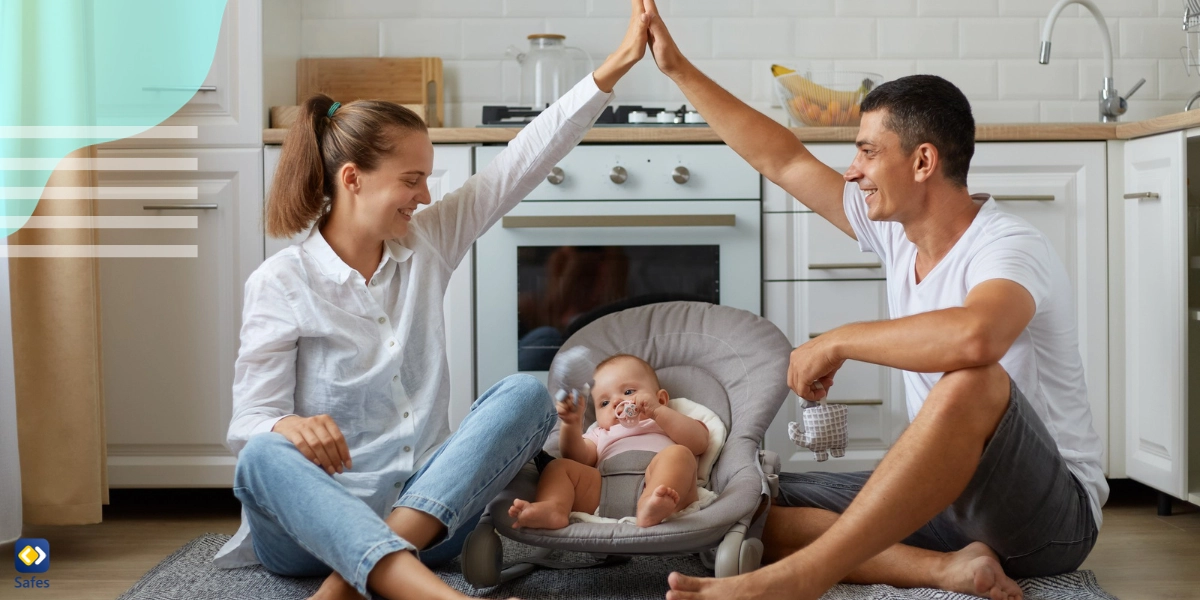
[555, 391, 586, 429]
[592, 0, 651, 92]
[272, 414, 353, 475]
[643, 0, 689, 79]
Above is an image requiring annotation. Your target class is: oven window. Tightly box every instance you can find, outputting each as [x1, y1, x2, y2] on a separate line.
[516, 245, 720, 371]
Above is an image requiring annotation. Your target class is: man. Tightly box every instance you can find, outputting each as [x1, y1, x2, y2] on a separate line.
[639, 3, 1106, 600]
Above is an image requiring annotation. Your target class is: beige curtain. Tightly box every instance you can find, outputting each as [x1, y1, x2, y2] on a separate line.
[9, 145, 108, 525]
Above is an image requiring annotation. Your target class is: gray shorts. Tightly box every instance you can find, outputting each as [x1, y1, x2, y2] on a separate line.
[775, 378, 1099, 578]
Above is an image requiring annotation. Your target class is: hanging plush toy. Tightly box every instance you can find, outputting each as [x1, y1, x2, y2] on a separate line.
[788, 399, 848, 462]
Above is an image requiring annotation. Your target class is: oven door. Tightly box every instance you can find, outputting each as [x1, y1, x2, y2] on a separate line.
[475, 199, 761, 392]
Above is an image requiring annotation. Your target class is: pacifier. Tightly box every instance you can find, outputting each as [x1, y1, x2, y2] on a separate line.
[614, 400, 640, 428]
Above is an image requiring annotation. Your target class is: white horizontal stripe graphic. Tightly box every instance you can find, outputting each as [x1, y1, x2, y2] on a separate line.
[1, 216, 197, 229]
[0, 187, 199, 200]
[0, 158, 197, 171]
[0, 245, 198, 258]
[0, 126, 198, 139]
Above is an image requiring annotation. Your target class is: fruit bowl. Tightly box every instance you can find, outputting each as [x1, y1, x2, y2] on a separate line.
[772, 67, 881, 127]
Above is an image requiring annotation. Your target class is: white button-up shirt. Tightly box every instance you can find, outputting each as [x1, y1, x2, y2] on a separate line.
[214, 76, 613, 567]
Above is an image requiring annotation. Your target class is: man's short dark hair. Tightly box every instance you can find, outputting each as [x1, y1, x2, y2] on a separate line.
[859, 75, 974, 188]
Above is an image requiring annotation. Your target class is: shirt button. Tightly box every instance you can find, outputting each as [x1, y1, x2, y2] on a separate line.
[404, 446, 412, 452]
[393, 375, 399, 382]
[403, 412, 409, 418]
[393, 482, 402, 488]
[372, 280, 380, 286]
[378, 316, 386, 324]
[389, 340, 395, 347]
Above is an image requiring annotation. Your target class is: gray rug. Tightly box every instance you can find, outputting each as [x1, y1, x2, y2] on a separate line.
[116, 534, 1118, 600]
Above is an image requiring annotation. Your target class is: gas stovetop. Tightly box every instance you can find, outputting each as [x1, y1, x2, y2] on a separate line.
[480, 104, 707, 127]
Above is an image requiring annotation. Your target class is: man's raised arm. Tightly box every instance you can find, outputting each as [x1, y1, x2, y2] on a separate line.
[642, 0, 853, 238]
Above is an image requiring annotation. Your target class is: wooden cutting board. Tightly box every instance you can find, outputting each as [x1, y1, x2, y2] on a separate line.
[296, 57, 443, 127]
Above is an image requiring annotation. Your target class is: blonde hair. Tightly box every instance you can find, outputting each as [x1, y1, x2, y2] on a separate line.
[266, 94, 427, 238]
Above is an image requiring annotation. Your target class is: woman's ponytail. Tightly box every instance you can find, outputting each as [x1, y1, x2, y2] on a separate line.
[267, 94, 337, 238]
[266, 93, 427, 238]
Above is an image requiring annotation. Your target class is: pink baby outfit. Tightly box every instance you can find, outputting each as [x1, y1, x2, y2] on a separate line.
[584, 419, 675, 464]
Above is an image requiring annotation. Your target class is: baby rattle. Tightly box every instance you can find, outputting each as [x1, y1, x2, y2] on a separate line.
[549, 345, 595, 410]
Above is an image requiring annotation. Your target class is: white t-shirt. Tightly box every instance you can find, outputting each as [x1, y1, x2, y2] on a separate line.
[842, 183, 1108, 528]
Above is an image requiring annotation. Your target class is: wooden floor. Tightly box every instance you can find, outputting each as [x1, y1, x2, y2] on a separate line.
[2, 480, 1198, 600]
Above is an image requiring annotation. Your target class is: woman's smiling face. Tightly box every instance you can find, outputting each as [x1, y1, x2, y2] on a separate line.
[351, 130, 434, 240]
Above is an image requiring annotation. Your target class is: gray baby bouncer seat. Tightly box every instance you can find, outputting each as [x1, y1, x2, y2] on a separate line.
[459, 301, 793, 587]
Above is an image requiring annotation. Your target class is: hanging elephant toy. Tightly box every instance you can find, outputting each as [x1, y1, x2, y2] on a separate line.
[788, 399, 848, 462]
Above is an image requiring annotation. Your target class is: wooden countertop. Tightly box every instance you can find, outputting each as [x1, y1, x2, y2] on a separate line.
[261, 110, 1200, 145]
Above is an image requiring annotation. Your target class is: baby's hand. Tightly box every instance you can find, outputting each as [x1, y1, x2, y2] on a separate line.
[637, 396, 664, 420]
[555, 390, 585, 427]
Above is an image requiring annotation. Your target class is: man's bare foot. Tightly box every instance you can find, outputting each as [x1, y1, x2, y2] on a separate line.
[637, 485, 680, 527]
[935, 542, 1023, 600]
[508, 498, 569, 529]
[308, 571, 361, 600]
[666, 560, 821, 600]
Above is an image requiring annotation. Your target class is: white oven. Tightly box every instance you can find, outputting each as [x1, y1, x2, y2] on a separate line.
[474, 144, 761, 392]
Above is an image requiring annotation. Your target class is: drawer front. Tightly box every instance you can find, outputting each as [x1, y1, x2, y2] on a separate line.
[102, 0, 262, 148]
[763, 280, 906, 473]
[764, 211, 883, 280]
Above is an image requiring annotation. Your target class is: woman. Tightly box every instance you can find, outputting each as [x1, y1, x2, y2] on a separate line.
[211, 4, 652, 599]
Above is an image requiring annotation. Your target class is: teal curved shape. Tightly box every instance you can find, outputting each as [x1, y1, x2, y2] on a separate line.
[0, 0, 227, 237]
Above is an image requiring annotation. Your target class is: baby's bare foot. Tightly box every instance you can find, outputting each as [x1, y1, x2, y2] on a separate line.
[637, 485, 680, 527]
[508, 499, 569, 530]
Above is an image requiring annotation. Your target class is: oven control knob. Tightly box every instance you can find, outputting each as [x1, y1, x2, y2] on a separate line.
[672, 166, 690, 184]
[609, 166, 628, 184]
[546, 166, 564, 185]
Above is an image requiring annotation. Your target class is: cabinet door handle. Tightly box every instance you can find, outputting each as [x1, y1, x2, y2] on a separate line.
[808, 262, 882, 270]
[1123, 192, 1160, 200]
[142, 204, 218, 210]
[143, 86, 218, 93]
[992, 194, 1054, 202]
[823, 399, 884, 406]
[502, 215, 736, 228]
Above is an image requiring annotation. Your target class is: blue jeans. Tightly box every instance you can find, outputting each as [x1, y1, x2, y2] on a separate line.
[232, 374, 556, 596]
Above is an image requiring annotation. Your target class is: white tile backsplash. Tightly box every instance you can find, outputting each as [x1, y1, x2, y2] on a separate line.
[878, 19, 957, 58]
[1121, 18, 1188, 58]
[918, 0, 996, 17]
[836, 0, 917, 18]
[301, 20, 380, 57]
[796, 18, 876, 58]
[380, 19, 462, 59]
[916, 59, 999, 98]
[461, 18, 546, 59]
[714, 18, 793, 58]
[293, 0, 1197, 124]
[505, 0, 588, 18]
[999, 59, 1078, 100]
[958, 18, 1039, 58]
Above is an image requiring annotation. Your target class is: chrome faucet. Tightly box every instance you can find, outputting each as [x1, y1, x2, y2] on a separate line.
[1039, 0, 1145, 122]
[1187, 90, 1200, 112]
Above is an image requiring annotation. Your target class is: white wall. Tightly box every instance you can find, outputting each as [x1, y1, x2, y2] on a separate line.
[293, 0, 1199, 126]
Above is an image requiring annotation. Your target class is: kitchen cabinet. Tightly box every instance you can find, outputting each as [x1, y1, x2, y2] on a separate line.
[98, 0, 263, 487]
[763, 142, 1109, 475]
[1116, 130, 1200, 510]
[98, 148, 263, 487]
[263, 144, 477, 431]
[100, 0, 262, 148]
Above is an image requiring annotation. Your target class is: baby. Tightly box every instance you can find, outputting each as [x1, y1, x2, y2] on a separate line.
[509, 354, 709, 528]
